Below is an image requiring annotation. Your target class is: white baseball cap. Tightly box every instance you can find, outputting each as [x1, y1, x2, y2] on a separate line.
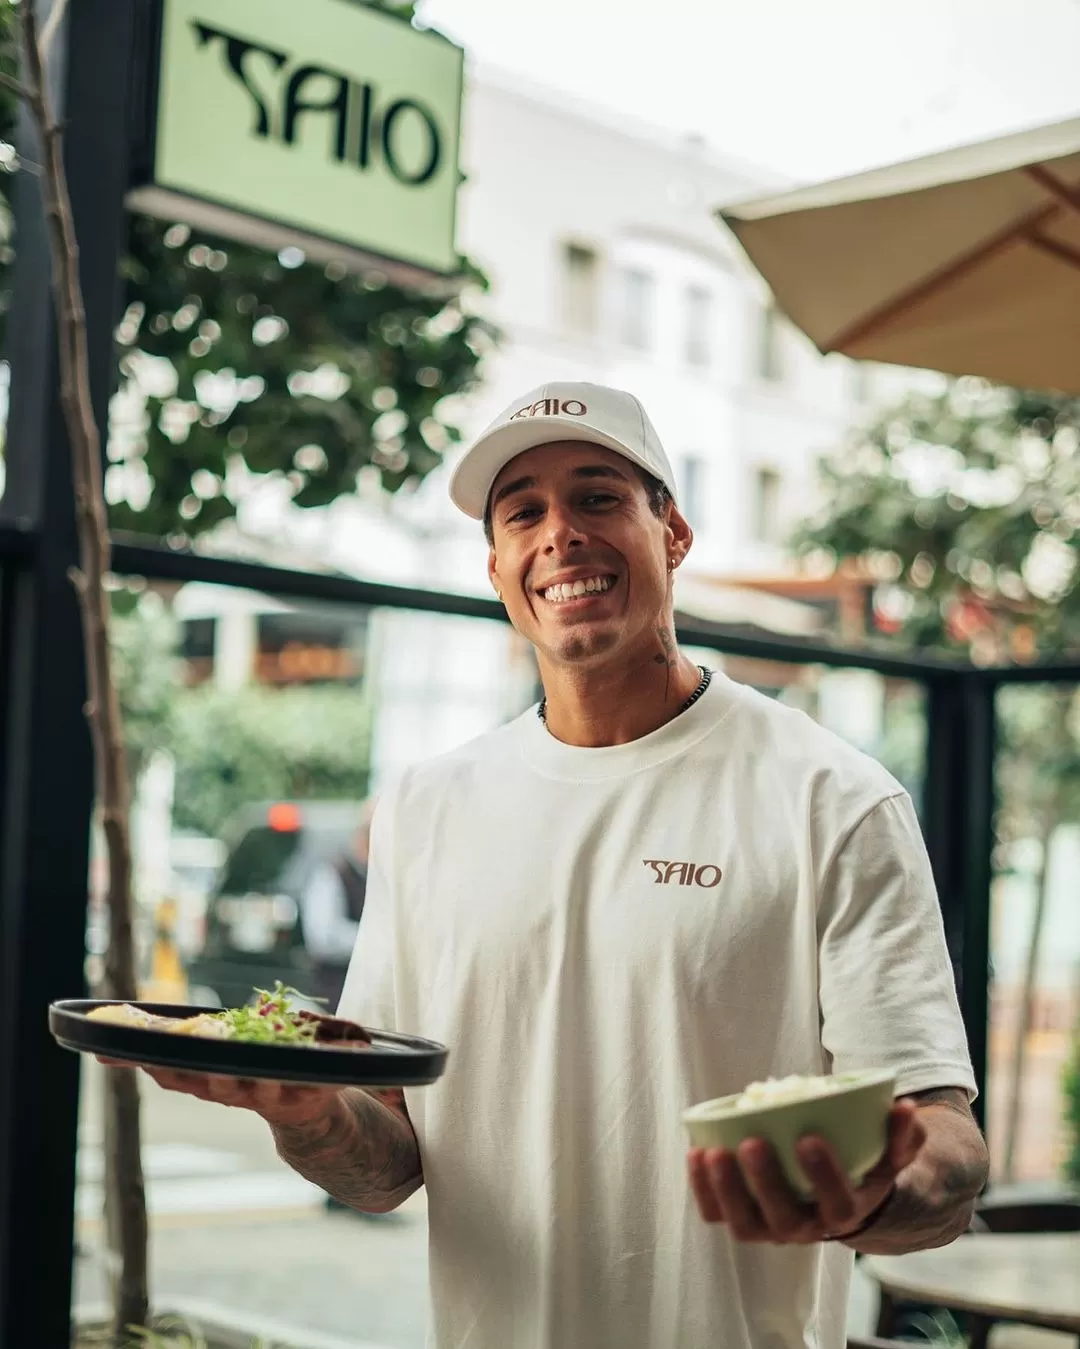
[448, 380, 679, 520]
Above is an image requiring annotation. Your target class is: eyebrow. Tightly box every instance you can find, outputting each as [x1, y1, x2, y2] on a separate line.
[491, 464, 631, 511]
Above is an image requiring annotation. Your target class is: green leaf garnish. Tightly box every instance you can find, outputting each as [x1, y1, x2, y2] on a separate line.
[210, 982, 319, 1045]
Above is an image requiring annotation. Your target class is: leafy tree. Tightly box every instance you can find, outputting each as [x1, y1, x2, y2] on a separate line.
[110, 222, 496, 539]
[794, 381, 1080, 661]
[793, 378, 1080, 1181]
[169, 683, 373, 839]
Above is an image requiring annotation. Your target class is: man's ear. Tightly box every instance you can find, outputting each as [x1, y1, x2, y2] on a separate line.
[487, 548, 503, 602]
[666, 503, 693, 571]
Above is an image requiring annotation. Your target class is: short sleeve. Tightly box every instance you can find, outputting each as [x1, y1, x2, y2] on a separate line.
[817, 792, 977, 1100]
[336, 792, 396, 1029]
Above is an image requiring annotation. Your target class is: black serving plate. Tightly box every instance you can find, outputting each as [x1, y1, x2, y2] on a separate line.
[49, 1000, 448, 1088]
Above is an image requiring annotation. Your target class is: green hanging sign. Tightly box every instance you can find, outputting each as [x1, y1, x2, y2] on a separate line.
[129, 0, 464, 281]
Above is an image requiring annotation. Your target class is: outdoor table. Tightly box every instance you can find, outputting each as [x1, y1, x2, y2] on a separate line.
[864, 1232, 1080, 1348]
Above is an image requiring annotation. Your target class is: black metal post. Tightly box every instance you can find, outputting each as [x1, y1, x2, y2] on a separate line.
[959, 675, 995, 1134]
[924, 675, 967, 983]
[923, 673, 995, 1130]
[0, 3, 137, 1346]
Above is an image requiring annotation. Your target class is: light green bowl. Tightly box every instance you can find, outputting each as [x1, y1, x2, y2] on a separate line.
[682, 1068, 897, 1198]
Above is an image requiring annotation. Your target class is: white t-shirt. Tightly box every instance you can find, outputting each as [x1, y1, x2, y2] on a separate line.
[339, 673, 976, 1349]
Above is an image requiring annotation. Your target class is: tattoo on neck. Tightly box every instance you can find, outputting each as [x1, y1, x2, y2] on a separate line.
[656, 626, 677, 699]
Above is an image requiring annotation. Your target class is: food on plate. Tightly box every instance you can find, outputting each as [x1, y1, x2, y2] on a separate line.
[86, 983, 372, 1049]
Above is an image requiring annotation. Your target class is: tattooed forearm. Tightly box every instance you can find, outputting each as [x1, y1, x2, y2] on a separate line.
[271, 1087, 422, 1212]
[846, 1086, 989, 1255]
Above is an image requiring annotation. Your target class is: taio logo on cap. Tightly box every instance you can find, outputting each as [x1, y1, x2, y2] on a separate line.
[508, 398, 588, 420]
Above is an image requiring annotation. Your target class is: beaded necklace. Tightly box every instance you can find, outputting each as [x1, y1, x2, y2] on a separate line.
[537, 665, 713, 727]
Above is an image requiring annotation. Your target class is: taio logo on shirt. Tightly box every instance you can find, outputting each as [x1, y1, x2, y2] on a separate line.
[643, 859, 722, 887]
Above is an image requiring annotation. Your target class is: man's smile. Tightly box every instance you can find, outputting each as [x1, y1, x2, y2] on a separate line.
[537, 573, 618, 605]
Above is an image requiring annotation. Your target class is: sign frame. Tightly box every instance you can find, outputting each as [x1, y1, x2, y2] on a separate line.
[127, 0, 465, 288]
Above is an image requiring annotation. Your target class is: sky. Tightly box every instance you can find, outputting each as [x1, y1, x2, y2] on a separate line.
[418, 0, 1080, 184]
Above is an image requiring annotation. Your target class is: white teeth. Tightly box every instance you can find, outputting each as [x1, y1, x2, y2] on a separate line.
[542, 577, 612, 602]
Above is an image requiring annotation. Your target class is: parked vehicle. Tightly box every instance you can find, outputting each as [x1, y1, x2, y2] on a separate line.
[185, 800, 365, 1010]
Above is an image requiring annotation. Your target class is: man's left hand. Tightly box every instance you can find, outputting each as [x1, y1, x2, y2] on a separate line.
[687, 1100, 927, 1244]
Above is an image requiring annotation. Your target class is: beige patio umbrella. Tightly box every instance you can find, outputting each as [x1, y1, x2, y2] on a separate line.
[717, 115, 1080, 395]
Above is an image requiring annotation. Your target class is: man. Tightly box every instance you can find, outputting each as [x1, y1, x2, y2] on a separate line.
[298, 799, 375, 1010]
[137, 382, 989, 1349]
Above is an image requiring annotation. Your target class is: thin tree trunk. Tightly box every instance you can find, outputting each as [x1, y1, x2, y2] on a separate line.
[16, 5, 149, 1343]
[1001, 808, 1057, 1182]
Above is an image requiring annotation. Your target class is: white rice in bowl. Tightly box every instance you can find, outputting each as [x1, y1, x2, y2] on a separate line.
[733, 1073, 852, 1110]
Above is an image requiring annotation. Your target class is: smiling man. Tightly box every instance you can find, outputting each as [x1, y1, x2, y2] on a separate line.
[133, 381, 989, 1349]
[330, 381, 989, 1347]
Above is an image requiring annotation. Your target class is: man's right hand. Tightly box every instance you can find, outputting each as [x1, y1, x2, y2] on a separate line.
[97, 1055, 422, 1212]
[96, 1057, 343, 1129]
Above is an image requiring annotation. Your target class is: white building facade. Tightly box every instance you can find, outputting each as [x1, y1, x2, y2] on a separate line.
[402, 69, 918, 583]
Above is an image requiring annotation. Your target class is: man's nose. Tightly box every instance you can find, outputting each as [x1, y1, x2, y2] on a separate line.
[542, 505, 587, 554]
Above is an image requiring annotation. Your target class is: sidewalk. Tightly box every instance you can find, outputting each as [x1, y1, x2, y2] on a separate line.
[76, 1063, 431, 1347]
[75, 1205, 431, 1349]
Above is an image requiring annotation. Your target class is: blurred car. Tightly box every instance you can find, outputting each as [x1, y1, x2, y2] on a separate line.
[184, 799, 365, 1010]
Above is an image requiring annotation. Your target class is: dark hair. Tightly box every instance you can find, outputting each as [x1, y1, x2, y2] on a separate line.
[482, 465, 672, 546]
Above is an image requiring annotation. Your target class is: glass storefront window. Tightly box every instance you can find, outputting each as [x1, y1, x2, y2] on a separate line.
[987, 683, 1080, 1186]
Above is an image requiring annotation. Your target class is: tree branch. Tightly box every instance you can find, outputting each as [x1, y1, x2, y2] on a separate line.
[0, 70, 32, 101]
[38, 0, 69, 60]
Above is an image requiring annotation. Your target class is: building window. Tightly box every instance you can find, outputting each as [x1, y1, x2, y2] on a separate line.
[684, 286, 712, 368]
[677, 454, 707, 528]
[752, 467, 782, 543]
[757, 297, 784, 382]
[180, 617, 217, 686]
[617, 266, 654, 351]
[254, 610, 367, 685]
[561, 242, 599, 336]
